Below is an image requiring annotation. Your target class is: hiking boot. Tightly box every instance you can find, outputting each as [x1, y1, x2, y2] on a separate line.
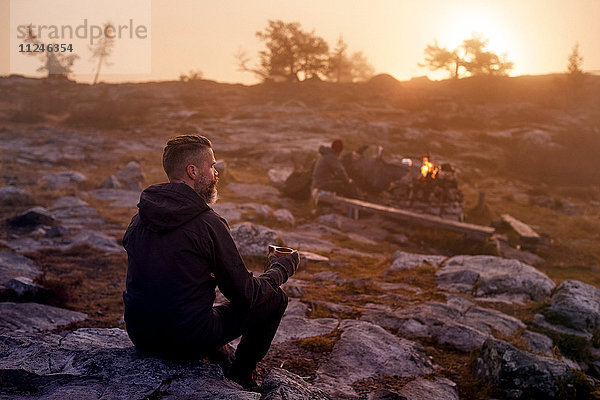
[206, 344, 235, 373]
[224, 365, 260, 392]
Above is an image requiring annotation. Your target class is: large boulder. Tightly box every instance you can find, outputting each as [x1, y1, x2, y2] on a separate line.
[5, 207, 56, 232]
[41, 171, 87, 189]
[0, 186, 29, 204]
[0, 302, 87, 333]
[362, 296, 525, 353]
[435, 255, 555, 303]
[230, 222, 280, 257]
[315, 320, 434, 399]
[0, 251, 42, 287]
[473, 338, 574, 399]
[545, 280, 600, 334]
[50, 196, 105, 229]
[115, 161, 145, 191]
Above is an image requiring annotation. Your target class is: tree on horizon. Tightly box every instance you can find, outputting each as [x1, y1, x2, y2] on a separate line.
[420, 33, 513, 79]
[237, 20, 373, 83]
[89, 22, 115, 85]
[327, 36, 374, 82]
[23, 25, 79, 79]
[237, 20, 329, 82]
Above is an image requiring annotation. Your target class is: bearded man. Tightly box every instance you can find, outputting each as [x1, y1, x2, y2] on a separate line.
[122, 135, 298, 390]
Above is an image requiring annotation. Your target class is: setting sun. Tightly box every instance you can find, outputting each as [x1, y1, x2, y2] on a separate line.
[441, 8, 513, 58]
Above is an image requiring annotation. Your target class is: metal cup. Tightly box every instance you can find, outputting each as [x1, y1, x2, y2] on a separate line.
[268, 245, 295, 257]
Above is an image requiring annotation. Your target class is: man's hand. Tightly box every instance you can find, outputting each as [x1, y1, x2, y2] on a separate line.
[268, 251, 300, 278]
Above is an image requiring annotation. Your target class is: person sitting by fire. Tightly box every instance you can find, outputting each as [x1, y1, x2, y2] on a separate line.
[311, 139, 360, 198]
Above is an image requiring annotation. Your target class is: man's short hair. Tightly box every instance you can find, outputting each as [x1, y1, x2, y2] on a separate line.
[162, 135, 212, 178]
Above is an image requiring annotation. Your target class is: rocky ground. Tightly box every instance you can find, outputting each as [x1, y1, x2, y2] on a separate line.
[1, 75, 600, 399]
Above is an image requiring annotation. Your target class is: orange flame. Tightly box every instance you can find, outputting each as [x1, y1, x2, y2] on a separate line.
[421, 157, 439, 178]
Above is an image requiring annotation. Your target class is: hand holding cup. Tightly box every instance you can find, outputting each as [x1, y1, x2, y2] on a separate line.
[265, 245, 299, 276]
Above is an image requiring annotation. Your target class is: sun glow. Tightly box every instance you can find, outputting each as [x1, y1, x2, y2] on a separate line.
[440, 9, 513, 57]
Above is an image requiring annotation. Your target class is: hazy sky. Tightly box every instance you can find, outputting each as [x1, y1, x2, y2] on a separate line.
[2, 0, 599, 84]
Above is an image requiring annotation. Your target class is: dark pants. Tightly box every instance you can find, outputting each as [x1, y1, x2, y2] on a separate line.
[211, 287, 288, 372]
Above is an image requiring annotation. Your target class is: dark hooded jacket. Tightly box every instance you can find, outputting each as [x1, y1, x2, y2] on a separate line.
[311, 145, 351, 191]
[123, 183, 290, 355]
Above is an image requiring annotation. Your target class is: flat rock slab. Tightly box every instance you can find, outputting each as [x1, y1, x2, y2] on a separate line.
[397, 377, 459, 400]
[226, 183, 280, 200]
[389, 251, 446, 271]
[473, 338, 574, 399]
[545, 280, 600, 334]
[212, 202, 272, 223]
[0, 302, 87, 334]
[89, 189, 141, 208]
[278, 231, 336, 253]
[316, 214, 390, 242]
[282, 278, 308, 298]
[435, 255, 555, 303]
[0, 186, 29, 204]
[273, 315, 338, 344]
[41, 171, 87, 189]
[361, 295, 525, 353]
[230, 300, 337, 349]
[49, 200, 106, 229]
[522, 330, 554, 356]
[315, 320, 434, 399]
[51, 196, 90, 209]
[0, 328, 261, 400]
[0, 251, 41, 285]
[261, 368, 330, 400]
[5, 231, 123, 254]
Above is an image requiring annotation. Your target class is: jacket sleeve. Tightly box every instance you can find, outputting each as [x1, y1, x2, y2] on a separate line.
[324, 155, 350, 182]
[203, 215, 288, 309]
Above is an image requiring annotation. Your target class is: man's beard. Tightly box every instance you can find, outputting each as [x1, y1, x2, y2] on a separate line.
[194, 175, 219, 205]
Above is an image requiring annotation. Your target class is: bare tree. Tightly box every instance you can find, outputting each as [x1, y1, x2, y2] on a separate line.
[235, 49, 269, 81]
[89, 22, 115, 85]
[23, 25, 79, 79]
[565, 42, 586, 98]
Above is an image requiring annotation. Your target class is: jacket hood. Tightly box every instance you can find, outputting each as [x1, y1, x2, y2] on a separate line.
[319, 145, 336, 155]
[137, 183, 209, 232]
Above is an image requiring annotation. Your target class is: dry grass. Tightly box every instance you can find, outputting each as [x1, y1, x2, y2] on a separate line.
[26, 244, 127, 328]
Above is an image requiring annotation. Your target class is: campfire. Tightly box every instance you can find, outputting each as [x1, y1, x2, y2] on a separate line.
[388, 154, 464, 221]
[420, 156, 439, 179]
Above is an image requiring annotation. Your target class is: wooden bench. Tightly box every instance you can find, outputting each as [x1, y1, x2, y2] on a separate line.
[313, 190, 495, 241]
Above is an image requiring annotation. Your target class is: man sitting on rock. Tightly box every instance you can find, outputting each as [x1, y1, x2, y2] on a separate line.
[311, 139, 359, 198]
[122, 134, 299, 390]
